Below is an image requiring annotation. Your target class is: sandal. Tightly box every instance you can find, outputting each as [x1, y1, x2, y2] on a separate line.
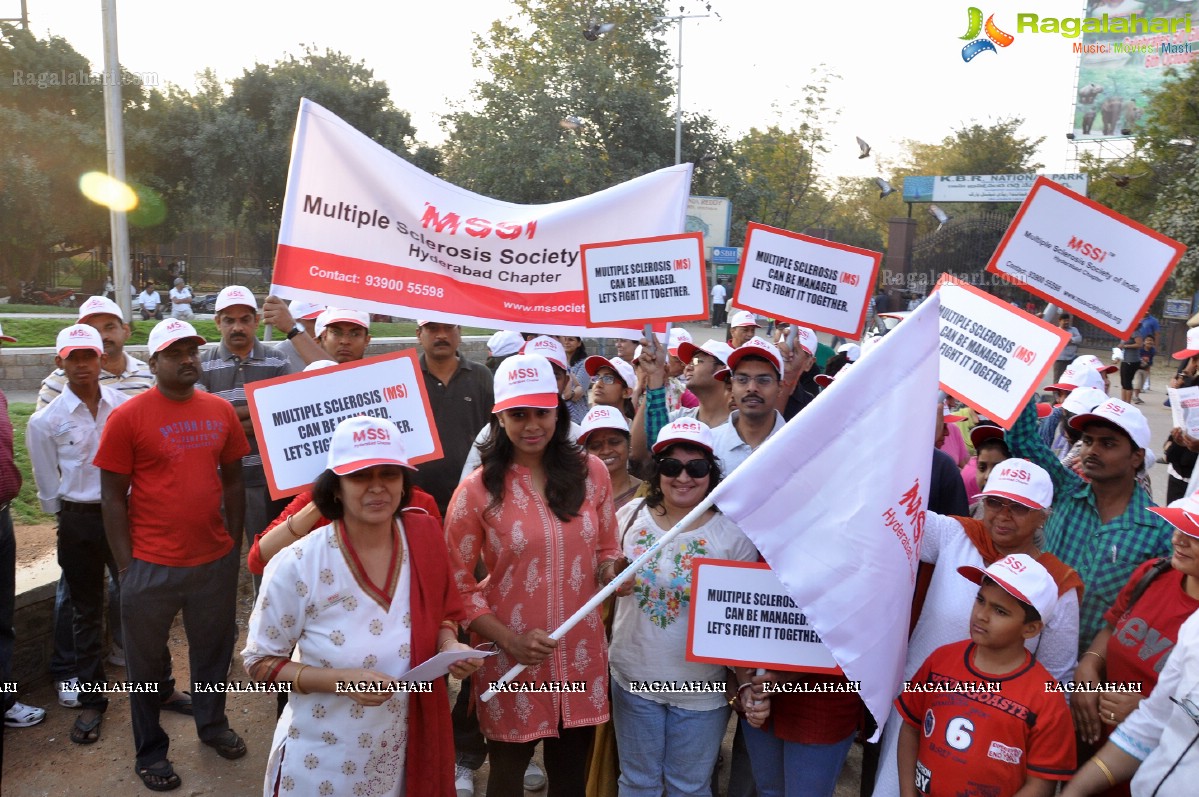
[135, 760, 181, 792]
[160, 691, 193, 716]
[203, 728, 247, 760]
[70, 709, 103, 744]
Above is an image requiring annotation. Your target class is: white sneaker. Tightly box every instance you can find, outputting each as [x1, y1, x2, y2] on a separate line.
[524, 761, 547, 791]
[4, 701, 47, 727]
[454, 764, 474, 797]
[57, 677, 82, 708]
[107, 644, 126, 667]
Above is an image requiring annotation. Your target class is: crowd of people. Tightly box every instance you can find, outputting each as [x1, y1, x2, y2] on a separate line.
[2, 292, 1198, 797]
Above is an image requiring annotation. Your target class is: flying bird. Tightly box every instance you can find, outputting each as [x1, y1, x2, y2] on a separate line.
[929, 204, 951, 231]
[1111, 172, 1147, 188]
[875, 178, 895, 199]
[856, 136, 871, 159]
[583, 20, 615, 40]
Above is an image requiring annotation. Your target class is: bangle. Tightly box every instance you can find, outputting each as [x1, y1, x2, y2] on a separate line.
[440, 619, 459, 631]
[1083, 650, 1106, 664]
[293, 664, 310, 694]
[285, 515, 302, 539]
[1092, 756, 1116, 787]
[439, 636, 457, 653]
[597, 559, 616, 583]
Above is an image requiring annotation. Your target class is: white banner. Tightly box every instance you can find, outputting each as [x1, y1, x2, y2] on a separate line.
[734, 222, 882, 338]
[708, 294, 942, 741]
[580, 233, 707, 326]
[686, 560, 842, 674]
[935, 275, 1069, 429]
[246, 351, 441, 499]
[901, 173, 1089, 203]
[987, 176, 1185, 338]
[272, 99, 693, 336]
[1169, 386, 1199, 438]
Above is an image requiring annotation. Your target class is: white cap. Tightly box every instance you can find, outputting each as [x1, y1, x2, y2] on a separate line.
[652, 418, 716, 454]
[979, 459, 1054, 510]
[792, 326, 818, 357]
[1061, 386, 1109, 416]
[730, 310, 759, 328]
[315, 308, 371, 338]
[677, 338, 734, 367]
[55, 324, 103, 357]
[717, 336, 783, 379]
[577, 405, 630, 444]
[1071, 353, 1118, 375]
[214, 285, 257, 313]
[1069, 398, 1152, 451]
[815, 363, 852, 388]
[147, 318, 206, 354]
[493, 354, 559, 413]
[585, 355, 637, 392]
[958, 554, 1058, 623]
[1175, 327, 1199, 360]
[303, 359, 339, 372]
[1047, 364, 1105, 393]
[326, 416, 414, 475]
[487, 330, 525, 358]
[0, 322, 15, 343]
[1148, 493, 1199, 539]
[836, 342, 861, 362]
[77, 295, 124, 323]
[289, 299, 325, 320]
[520, 335, 568, 370]
[667, 327, 693, 356]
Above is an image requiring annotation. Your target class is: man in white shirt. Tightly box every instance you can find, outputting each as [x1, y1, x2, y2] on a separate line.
[138, 281, 162, 320]
[168, 278, 194, 320]
[27, 325, 128, 744]
[710, 280, 727, 327]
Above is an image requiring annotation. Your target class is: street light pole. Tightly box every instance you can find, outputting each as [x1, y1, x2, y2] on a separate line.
[101, 0, 132, 320]
[660, 9, 712, 165]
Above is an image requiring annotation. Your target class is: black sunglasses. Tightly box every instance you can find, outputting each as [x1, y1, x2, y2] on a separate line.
[656, 457, 712, 478]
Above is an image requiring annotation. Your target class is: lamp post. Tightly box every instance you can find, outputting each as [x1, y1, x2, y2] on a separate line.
[660, 5, 714, 165]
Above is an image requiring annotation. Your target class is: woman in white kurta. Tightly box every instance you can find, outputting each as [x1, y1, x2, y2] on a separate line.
[244, 416, 480, 797]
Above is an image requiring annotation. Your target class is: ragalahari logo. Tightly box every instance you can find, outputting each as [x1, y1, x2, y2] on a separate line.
[960, 7, 1015, 62]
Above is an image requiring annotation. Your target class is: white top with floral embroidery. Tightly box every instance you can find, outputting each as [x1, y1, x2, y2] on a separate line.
[608, 502, 758, 710]
[244, 522, 412, 797]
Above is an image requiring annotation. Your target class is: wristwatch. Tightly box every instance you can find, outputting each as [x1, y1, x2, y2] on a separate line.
[286, 322, 305, 340]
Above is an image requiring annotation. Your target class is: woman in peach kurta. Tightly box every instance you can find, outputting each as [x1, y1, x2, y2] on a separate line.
[445, 353, 622, 797]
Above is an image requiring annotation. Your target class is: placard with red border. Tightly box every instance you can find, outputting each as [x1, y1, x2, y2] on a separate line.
[246, 350, 442, 500]
[685, 559, 844, 675]
[933, 274, 1069, 429]
[579, 233, 708, 327]
[985, 176, 1185, 338]
[732, 222, 882, 338]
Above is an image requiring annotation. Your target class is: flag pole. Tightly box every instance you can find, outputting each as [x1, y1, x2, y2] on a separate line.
[479, 493, 718, 702]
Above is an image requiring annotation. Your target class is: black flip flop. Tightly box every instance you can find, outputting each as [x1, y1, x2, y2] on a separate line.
[136, 760, 181, 792]
[70, 710, 102, 744]
[203, 728, 247, 760]
[159, 691, 193, 716]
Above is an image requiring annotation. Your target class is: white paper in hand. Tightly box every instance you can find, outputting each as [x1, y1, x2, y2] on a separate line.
[395, 648, 494, 684]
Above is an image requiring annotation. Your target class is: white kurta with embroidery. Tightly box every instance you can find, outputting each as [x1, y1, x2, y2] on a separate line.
[245, 523, 412, 797]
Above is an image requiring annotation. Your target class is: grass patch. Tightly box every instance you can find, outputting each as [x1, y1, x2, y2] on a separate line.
[0, 316, 492, 348]
[0, 303, 77, 314]
[7, 402, 54, 526]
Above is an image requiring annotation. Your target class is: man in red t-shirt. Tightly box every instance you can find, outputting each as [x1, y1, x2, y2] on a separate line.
[96, 318, 250, 792]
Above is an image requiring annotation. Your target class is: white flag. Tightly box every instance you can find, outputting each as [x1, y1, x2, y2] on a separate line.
[709, 293, 941, 740]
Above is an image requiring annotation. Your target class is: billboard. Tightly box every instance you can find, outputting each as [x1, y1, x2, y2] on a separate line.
[902, 174, 1089, 203]
[687, 195, 732, 253]
[1070, 1, 1199, 140]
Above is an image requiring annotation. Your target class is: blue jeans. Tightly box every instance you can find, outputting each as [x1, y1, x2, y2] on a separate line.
[610, 677, 729, 797]
[741, 719, 854, 797]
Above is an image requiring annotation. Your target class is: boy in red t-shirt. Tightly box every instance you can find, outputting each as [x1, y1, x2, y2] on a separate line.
[897, 555, 1076, 797]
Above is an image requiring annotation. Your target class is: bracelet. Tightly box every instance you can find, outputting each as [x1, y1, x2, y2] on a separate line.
[285, 515, 302, 539]
[1092, 756, 1116, 787]
[597, 559, 616, 583]
[440, 619, 459, 631]
[1083, 650, 1106, 664]
[293, 664, 310, 695]
[439, 636, 457, 653]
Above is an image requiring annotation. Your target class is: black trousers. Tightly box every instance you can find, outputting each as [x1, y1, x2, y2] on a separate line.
[487, 724, 594, 797]
[56, 506, 118, 710]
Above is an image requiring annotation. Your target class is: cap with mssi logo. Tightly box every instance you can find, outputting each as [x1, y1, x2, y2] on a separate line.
[55, 324, 104, 357]
[652, 418, 715, 454]
[678, 339, 734, 367]
[77, 295, 125, 323]
[214, 285, 258, 313]
[717, 336, 783, 379]
[1068, 397, 1151, 451]
[493, 354, 559, 413]
[577, 405, 630, 445]
[1047, 364, 1105, 393]
[520, 335, 568, 371]
[958, 553, 1058, 623]
[584, 355, 637, 391]
[147, 318, 207, 354]
[327, 416, 414, 475]
[978, 459, 1053, 510]
[315, 308, 371, 338]
[288, 300, 326, 321]
[730, 310, 759, 328]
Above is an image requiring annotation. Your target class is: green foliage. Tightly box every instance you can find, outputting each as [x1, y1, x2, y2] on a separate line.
[7, 402, 52, 526]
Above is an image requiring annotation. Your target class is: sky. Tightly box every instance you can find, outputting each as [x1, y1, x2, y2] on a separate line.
[8, 0, 1103, 181]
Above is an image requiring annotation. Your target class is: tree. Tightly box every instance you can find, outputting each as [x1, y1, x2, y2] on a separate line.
[441, 0, 729, 203]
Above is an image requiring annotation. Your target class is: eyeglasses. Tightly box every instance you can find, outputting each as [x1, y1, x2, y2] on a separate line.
[594, 374, 624, 386]
[656, 457, 712, 479]
[1170, 695, 1199, 726]
[981, 496, 1034, 518]
[730, 374, 777, 387]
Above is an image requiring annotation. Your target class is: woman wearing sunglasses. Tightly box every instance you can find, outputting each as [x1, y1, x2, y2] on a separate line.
[871, 457, 1083, 797]
[608, 419, 757, 796]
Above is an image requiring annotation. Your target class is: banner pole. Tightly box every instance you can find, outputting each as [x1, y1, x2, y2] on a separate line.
[479, 493, 718, 702]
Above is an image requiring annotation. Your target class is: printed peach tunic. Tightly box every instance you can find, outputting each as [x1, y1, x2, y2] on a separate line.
[446, 454, 621, 742]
